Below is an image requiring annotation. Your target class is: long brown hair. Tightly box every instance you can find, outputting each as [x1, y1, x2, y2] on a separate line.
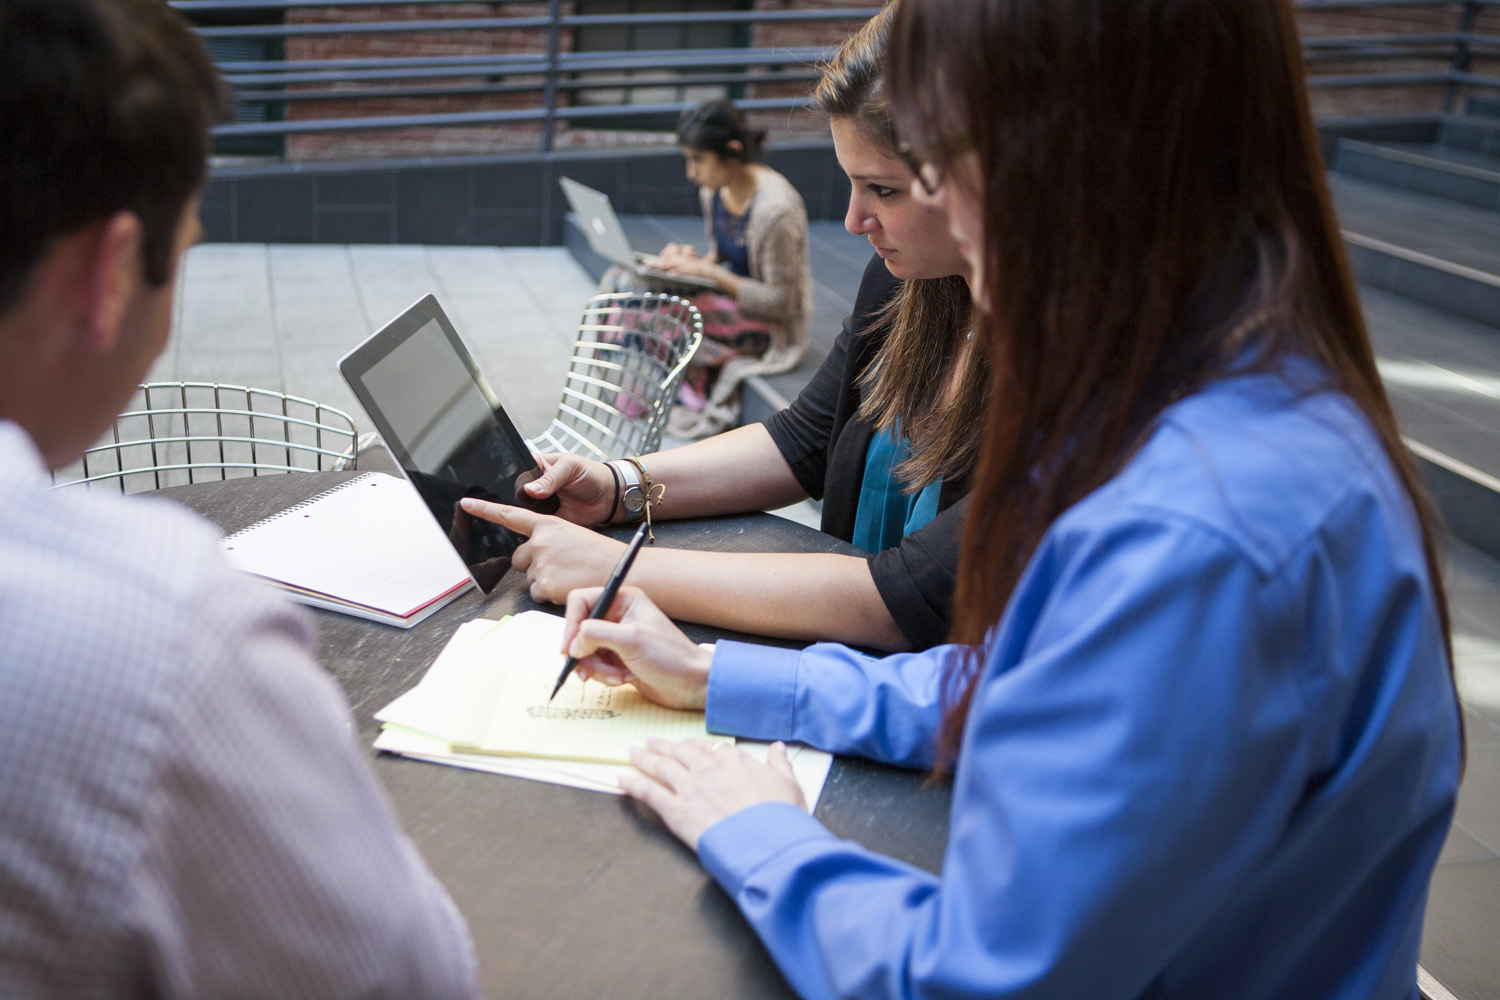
[887, 0, 1454, 766]
[814, 5, 983, 489]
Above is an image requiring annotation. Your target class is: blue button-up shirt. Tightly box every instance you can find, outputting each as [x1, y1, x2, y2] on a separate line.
[699, 370, 1459, 999]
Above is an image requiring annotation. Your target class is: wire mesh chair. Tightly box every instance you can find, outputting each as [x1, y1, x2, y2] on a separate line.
[50, 381, 359, 494]
[527, 291, 703, 461]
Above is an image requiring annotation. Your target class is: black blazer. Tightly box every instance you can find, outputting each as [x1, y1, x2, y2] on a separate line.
[763, 254, 971, 649]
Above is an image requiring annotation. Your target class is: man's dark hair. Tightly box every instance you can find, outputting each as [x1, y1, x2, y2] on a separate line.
[0, 0, 222, 313]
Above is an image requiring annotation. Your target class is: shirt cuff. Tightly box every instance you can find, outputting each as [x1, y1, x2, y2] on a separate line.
[705, 640, 800, 742]
[698, 800, 835, 897]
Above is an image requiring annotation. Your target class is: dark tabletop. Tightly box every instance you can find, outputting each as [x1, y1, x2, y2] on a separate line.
[156, 471, 952, 1000]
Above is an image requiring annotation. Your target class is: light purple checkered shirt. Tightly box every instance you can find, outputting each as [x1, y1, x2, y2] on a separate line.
[0, 421, 479, 999]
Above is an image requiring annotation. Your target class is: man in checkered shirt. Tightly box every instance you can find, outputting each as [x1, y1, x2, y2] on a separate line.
[0, 1, 481, 995]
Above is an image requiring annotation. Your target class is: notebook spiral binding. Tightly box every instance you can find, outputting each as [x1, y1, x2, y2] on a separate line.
[221, 472, 378, 545]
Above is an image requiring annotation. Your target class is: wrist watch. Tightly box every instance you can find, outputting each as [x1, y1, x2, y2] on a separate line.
[613, 460, 647, 523]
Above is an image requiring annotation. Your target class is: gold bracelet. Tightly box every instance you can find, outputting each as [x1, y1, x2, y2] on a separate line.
[622, 456, 666, 541]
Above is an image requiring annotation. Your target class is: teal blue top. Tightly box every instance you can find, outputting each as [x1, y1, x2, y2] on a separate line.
[851, 426, 943, 553]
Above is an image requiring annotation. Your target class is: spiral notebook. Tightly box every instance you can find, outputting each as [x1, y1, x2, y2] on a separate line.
[221, 472, 474, 628]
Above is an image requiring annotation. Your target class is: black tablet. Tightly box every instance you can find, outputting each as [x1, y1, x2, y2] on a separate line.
[339, 294, 560, 593]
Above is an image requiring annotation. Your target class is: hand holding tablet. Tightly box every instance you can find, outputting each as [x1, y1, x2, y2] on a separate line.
[339, 294, 560, 593]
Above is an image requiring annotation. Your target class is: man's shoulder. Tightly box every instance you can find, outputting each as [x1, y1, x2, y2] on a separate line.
[20, 473, 237, 605]
[0, 460, 308, 692]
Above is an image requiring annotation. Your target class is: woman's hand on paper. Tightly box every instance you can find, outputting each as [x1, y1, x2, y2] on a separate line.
[521, 452, 616, 526]
[619, 738, 806, 851]
[561, 585, 711, 710]
[457, 500, 622, 604]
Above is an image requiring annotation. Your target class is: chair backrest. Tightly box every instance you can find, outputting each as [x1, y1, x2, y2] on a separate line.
[527, 292, 703, 461]
[50, 381, 358, 494]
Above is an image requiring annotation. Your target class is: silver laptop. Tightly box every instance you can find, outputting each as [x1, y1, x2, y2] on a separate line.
[558, 176, 717, 290]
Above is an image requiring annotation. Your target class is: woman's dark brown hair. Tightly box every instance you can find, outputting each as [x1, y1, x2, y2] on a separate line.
[813, 5, 984, 489]
[887, 0, 1455, 766]
[677, 97, 766, 163]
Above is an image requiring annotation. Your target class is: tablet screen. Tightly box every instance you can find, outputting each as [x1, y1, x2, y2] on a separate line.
[340, 294, 559, 593]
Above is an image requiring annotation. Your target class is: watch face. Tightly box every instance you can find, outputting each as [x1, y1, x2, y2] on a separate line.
[622, 484, 646, 514]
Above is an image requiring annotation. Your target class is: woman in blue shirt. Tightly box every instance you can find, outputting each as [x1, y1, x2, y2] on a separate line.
[559, 1, 1462, 996]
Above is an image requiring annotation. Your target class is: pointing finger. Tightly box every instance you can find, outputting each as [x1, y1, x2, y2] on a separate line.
[457, 499, 544, 537]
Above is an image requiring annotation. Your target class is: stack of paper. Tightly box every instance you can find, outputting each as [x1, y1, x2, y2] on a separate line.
[375, 611, 834, 803]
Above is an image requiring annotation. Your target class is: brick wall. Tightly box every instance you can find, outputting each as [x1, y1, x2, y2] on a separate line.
[738, 0, 855, 142]
[258, 2, 1493, 162]
[285, 2, 569, 160]
[1298, 1, 1473, 117]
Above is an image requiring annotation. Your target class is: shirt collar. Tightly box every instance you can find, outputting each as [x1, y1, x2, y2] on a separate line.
[0, 420, 51, 485]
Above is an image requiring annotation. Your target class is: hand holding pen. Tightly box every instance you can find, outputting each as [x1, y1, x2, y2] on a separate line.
[559, 583, 713, 711]
[549, 521, 650, 701]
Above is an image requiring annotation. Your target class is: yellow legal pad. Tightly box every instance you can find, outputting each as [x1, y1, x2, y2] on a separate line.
[377, 610, 724, 765]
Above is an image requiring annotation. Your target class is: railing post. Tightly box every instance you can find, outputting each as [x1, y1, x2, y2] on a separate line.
[542, 0, 562, 153]
[1444, 1, 1478, 115]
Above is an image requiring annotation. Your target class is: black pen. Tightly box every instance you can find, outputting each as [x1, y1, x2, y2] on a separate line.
[549, 520, 650, 702]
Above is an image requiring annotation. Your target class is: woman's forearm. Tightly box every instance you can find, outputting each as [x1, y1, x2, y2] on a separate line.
[623, 546, 911, 652]
[639, 424, 808, 520]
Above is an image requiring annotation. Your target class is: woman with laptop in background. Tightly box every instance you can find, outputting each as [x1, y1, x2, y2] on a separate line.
[606, 97, 813, 440]
[552, 0, 1462, 995]
[463, 10, 983, 653]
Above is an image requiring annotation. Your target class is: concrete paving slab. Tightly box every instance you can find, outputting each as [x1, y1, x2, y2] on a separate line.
[346, 246, 448, 328]
[1442, 821, 1498, 862]
[171, 350, 285, 387]
[158, 244, 598, 441]
[266, 247, 369, 349]
[175, 246, 278, 353]
[1423, 855, 1500, 1000]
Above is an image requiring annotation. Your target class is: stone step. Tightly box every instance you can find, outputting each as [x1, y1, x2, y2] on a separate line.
[1360, 281, 1500, 561]
[1335, 138, 1500, 213]
[1437, 115, 1500, 162]
[1332, 175, 1500, 331]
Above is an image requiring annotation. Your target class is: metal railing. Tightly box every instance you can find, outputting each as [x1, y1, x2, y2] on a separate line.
[1298, 0, 1500, 112]
[172, 1, 881, 158]
[170, 0, 1500, 161]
